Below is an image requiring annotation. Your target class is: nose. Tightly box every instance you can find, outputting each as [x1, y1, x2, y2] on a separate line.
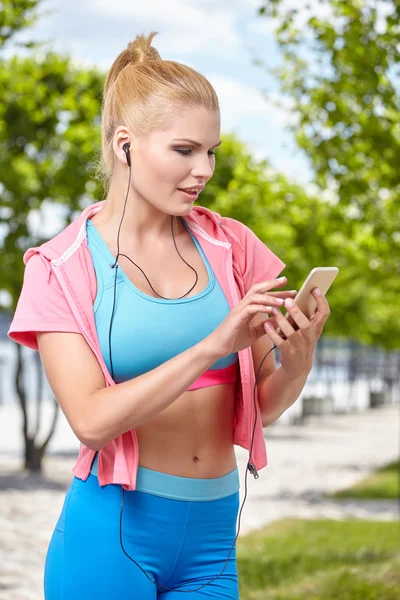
[191, 155, 215, 181]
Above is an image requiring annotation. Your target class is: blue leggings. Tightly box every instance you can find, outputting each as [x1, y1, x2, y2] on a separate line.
[44, 465, 240, 598]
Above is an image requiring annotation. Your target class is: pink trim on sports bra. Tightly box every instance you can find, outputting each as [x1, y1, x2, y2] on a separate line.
[187, 362, 239, 391]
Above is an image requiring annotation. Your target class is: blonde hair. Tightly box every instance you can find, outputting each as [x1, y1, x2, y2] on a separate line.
[95, 31, 220, 193]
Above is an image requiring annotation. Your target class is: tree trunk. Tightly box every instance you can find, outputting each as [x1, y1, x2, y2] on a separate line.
[14, 344, 59, 474]
[24, 437, 45, 471]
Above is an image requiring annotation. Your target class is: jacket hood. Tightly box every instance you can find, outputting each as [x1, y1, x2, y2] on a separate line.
[23, 200, 231, 265]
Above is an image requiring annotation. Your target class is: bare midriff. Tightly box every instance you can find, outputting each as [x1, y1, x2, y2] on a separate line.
[135, 381, 238, 478]
[90, 213, 238, 479]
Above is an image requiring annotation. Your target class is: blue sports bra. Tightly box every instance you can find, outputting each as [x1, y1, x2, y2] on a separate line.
[86, 218, 238, 388]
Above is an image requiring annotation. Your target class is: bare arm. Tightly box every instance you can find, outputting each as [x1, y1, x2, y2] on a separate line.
[37, 332, 221, 451]
[258, 366, 311, 427]
[37, 277, 288, 451]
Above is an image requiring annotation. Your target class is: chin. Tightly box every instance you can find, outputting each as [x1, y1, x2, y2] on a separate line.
[174, 204, 195, 215]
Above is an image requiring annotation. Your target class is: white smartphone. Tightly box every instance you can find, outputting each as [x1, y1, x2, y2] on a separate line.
[276, 267, 339, 333]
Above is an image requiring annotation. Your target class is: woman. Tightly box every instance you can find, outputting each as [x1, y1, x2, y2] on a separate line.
[8, 32, 330, 599]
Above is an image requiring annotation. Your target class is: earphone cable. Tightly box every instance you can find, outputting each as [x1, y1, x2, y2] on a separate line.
[107, 143, 277, 592]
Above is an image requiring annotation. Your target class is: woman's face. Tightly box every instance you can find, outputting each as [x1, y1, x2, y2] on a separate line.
[129, 106, 221, 216]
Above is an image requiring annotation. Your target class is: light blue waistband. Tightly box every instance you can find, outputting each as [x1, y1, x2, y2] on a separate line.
[90, 453, 240, 501]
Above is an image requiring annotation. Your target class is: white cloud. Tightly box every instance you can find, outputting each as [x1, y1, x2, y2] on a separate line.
[25, 0, 279, 60]
[10, 0, 242, 59]
[260, 147, 313, 185]
[27, 201, 70, 240]
[208, 75, 296, 129]
[274, 0, 392, 32]
[245, 12, 277, 37]
[86, 0, 241, 55]
[273, 0, 333, 25]
[8, 0, 315, 186]
[11, 0, 272, 69]
[70, 56, 112, 72]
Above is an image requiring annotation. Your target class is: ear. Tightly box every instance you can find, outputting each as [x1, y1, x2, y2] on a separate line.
[113, 127, 131, 166]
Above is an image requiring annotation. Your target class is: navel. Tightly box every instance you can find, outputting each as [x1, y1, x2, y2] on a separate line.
[192, 456, 200, 463]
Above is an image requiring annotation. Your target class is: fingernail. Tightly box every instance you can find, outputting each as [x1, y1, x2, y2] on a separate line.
[276, 298, 284, 304]
[285, 298, 294, 307]
[264, 322, 271, 331]
[272, 307, 280, 314]
[314, 288, 321, 295]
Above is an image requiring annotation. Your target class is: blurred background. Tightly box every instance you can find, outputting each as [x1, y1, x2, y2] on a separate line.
[0, 1, 399, 599]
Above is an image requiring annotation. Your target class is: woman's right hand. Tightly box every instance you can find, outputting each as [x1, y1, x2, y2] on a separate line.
[205, 276, 290, 358]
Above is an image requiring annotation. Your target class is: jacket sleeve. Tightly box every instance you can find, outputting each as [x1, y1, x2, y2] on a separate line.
[241, 224, 286, 292]
[7, 252, 81, 351]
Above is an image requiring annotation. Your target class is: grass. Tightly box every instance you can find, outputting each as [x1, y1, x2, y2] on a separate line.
[329, 461, 400, 500]
[237, 518, 400, 599]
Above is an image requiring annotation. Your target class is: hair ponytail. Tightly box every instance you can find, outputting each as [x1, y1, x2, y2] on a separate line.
[103, 32, 161, 99]
[94, 32, 219, 193]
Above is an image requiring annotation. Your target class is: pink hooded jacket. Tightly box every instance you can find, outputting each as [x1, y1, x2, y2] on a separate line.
[8, 200, 285, 490]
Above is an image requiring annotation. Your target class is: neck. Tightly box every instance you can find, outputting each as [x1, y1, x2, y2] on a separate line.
[95, 199, 184, 246]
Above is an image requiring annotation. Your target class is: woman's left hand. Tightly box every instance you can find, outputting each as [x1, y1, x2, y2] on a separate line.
[263, 287, 331, 380]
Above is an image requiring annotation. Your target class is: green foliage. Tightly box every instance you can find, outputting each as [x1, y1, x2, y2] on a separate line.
[237, 518, 400, 599]
[330, 461, 400, 500]
[0, 0, 45, 50]
[257, 0, 400, 348]
[202, 135, 399, 347]
[1, 1, 399, 351]
[0, 51, 105, 307]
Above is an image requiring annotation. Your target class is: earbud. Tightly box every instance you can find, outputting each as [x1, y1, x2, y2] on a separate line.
[122, 142, 131, 167]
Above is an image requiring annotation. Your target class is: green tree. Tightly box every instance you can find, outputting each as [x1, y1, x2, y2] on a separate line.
[2, 0, 398, 477]
[0, 40, 104, 470]
[254, 0, 400, 348]
[0, 0, 46, 49]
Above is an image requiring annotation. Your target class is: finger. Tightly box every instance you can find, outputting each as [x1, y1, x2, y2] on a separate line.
[268, 290, 297, 298]
[282, 298, 310, 330]
[252, 315, 280, 338]
[311, 288, 331, 324]
[263, 319, 286, 348]
[285, 313, 298, 330]
[309, 303, 319, 321]
[255, 276, 287, 292]
[244, 305, 274, 321]
[251, 293, 286, 308]
[271, 307, 297, 338]
[254, 318, 290, 340]
[254, 276, 286, 290]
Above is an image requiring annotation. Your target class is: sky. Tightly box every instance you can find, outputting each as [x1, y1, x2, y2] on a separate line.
[8, 0, 313, 185]
[0, 0, 321, 310]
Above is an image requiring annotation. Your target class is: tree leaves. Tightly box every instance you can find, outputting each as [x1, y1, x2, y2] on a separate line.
[257, 0, 400, 348]
[0, 51, 105, 307]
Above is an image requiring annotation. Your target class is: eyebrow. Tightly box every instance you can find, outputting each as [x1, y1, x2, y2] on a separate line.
[172, 138, 222, 149]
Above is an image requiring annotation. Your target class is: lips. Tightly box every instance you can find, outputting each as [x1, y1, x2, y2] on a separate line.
[178, 185, 204, 194]
[178, 188, 199, 199]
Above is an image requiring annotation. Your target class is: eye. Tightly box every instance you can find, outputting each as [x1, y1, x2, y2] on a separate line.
[174, 148, 216, 156]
